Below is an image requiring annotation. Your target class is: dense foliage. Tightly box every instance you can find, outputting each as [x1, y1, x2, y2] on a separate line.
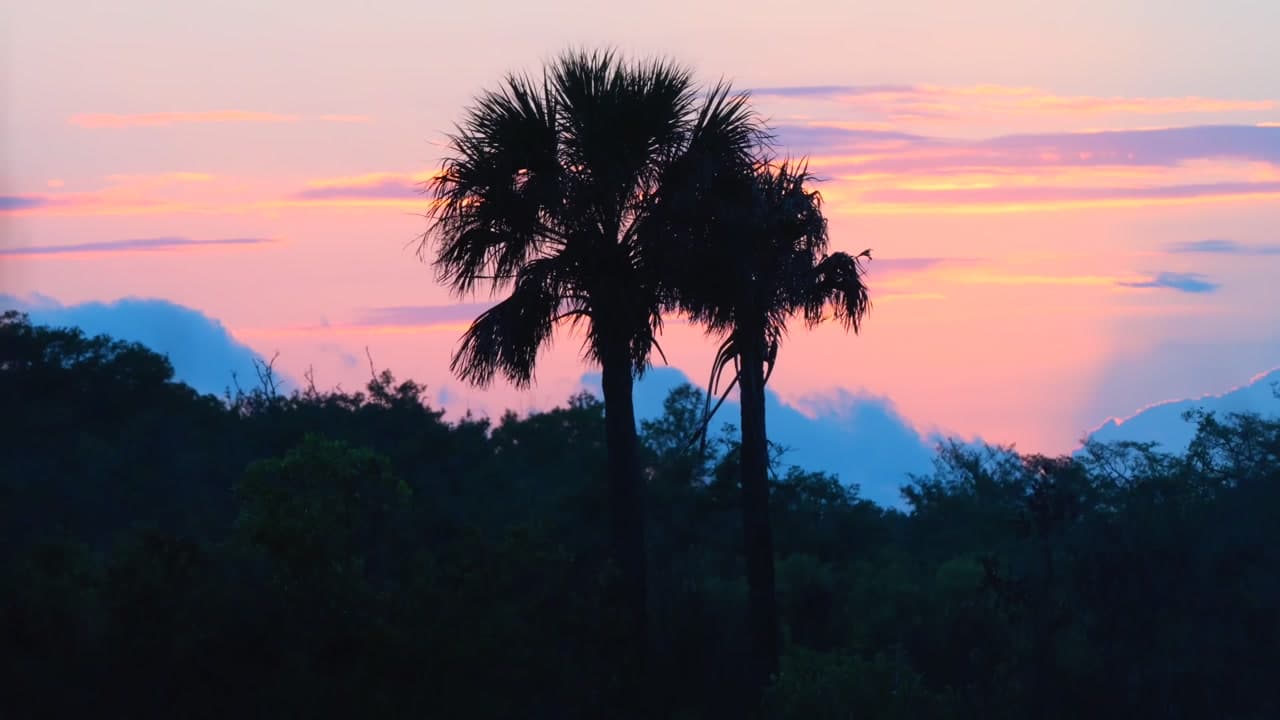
[3, 311, 1278, 718]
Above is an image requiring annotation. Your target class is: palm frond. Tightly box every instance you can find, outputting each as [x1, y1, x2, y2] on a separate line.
[449, 258, 573, 388]
[802, 251, 872, 332]
[424, 71, 562, 296]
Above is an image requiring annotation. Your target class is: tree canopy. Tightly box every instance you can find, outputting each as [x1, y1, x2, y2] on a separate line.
[3, 312, 1278, 718]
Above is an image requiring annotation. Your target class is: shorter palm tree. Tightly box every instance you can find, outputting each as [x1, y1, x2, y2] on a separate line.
[671, 160, 872, 691]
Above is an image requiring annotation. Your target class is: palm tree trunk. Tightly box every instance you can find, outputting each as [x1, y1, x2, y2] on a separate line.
[737, 332, 779, 693]
[599, 339, 649, 682]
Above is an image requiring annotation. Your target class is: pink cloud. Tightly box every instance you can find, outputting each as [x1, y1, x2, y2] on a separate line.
[67, 111, 299, 128]
[319, 114, 374, 124]
[0, 237, 279, 259]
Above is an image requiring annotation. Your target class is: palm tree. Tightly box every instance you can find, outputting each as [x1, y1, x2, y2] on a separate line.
[673, 160, 872, 691]
[419, 49, 764, 670]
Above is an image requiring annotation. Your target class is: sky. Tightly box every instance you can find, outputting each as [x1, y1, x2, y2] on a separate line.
[4, 0, 1280, 460]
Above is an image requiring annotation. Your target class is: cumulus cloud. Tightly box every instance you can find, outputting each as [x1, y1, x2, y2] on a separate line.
[1088, 367, 1280, 453]
[0, 237, 277, 258]
[585, 367, 937, 508]
[1117, 272, 1220, 294]
[1, 295, 276, 396]
[1165, 238, 1280, 255]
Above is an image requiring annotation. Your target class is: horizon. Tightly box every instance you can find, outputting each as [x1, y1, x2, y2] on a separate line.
[5, 0, 1279, 458]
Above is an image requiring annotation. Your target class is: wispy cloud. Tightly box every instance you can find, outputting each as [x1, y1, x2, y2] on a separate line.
[319, 114, 373, 124]
[295, 181, 416, 200]
[753, 84, 1276, 121]
[948, 269, 1220, 293]
[0, 237, 278, 258]
[750, 84, 917, 98]
[1118, 272, 1220, 294]
[294, 172, 433, 201]
[1164, 239, 1280, 255]
[1, 196, 52, 212]
[352, 303, 494, 328]
[103, 172, 215, 184]
[866, 257, 976, 276]
[68, 111, 299, 128]
[787, 125, 1280, 173]
[859, 180, 1280, 211]
[2, 169, 436, 218]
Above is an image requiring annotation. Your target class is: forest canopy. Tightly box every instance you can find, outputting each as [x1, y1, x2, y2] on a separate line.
[2, 311, 1278, 719]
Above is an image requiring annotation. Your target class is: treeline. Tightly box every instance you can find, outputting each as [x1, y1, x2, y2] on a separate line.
[2, 312, 1278, 719]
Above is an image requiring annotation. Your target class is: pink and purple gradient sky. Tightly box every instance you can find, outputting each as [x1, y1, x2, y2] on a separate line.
[4, 0, 1279, 453]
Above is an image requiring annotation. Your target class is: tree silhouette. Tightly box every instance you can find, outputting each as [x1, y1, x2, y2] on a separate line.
[670, 161, 871, 691]
[419, 49, 764, 680]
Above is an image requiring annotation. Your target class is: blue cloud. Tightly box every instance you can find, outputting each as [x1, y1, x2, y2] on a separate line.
[585, 367, 936, 508]
[1118, 272, 1220, 294]
[0, 236, 276, 257]
[1165, 238, 1280, 255]
[1088, 367, 1280, 453]
[1075, 332, 1280, 447]
[1, 295, 276, 396]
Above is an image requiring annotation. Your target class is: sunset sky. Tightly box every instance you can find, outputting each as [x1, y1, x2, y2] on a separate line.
[4, 0, 1279, 456]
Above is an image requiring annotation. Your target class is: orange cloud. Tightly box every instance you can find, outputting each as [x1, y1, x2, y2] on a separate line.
[302, 171, 436, 190]
[68, 111, 299, 128]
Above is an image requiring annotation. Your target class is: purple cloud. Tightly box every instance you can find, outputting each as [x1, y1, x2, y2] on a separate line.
[1, 196, 51, 212]
[0, 237, 276, 257]
[786, 124, 1280, 174]
[353, 303, 495, 327]
[749, 84, 918, 99]
[866, 257, 976, 275]
[862, 180, 1280, 205]
[1165, 238, 1280, 255]
[773, 125, 930, 153]
[295, 180, 418, 200]
[1118, 272, 1219, 294]
[983, 125, 1280, 166]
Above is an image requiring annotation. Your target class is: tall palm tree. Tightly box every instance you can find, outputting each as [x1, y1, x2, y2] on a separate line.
[672, 160, 872, 691]
[419, 49, 764, 667]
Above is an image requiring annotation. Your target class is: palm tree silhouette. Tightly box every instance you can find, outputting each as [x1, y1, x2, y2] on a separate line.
[420, 49, 764, 674]
[673, 160, 871, 691]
